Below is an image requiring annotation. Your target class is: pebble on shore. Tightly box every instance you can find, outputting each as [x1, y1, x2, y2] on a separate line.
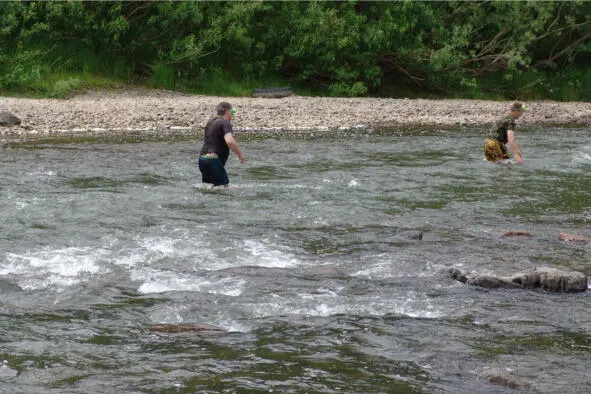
[1, 88, 590, 137]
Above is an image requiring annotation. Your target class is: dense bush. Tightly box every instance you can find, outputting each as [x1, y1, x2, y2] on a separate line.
[0, 1, 589, 100]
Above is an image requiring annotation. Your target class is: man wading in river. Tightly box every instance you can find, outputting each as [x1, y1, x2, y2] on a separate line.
[198, 102, 245, 189]
[484, 102, 525, 164]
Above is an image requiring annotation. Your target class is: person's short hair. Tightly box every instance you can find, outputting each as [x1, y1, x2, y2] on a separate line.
[216, 102, 233, 116]
[510, 102, 524, 112]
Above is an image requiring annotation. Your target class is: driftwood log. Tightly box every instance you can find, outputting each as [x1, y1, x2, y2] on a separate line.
[252, 87, 293, 98]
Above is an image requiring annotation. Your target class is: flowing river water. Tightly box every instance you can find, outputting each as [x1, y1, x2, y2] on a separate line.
[0, 128, 589, 393]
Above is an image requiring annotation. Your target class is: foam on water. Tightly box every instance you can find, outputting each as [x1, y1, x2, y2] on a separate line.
[237, 239, 300, 268]
[572, 148, 591, 166]
[228, 182, 324, 190]
[25, 170, 57, 177]
[351, 254, 439, 279]
[119, 234, 213, 268]
[134, 267, 245, 296]
[0, 234, 213, 292]
[110, 235, 302, 294]
[137, 236, 180, 255]
[348, 179, 360, 188]
[3, 247, 108, 291]
[250, 290, 442, 319]
[148, 304, 188, 324]
[12, 197, 47, 211]
[215, 318, 251, 333]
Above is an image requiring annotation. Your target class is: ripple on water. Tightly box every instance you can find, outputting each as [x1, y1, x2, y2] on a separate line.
[571, 144, 591, 167]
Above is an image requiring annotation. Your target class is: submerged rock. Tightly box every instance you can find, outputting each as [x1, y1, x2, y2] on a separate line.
[559, 232, 591, 243]
[0, 111, 21, 126]
[502, 230, 532, 237]
[393, 230, 423, 241]
[468, 274, 522, 290]
[304, 265, 348, 278]
[149, 323, 226, 334]
[478, 369, 527, 390]
[0, 278, 22, 293]
[403, 230, 423, 240]
[450, 267, 587, 293]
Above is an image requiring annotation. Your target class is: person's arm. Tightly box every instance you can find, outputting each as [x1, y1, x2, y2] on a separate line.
[224, 133, 245, 163]
[507, 129, 523, 164]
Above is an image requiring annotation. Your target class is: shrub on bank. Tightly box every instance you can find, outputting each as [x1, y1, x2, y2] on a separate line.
[0, 1, 589, 100]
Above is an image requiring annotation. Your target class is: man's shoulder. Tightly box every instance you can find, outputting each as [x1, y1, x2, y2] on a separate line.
[495, 114, 514, 127]
[212, 117, 231, 127]
[504, 115, 516, 128]
[220, 118, 233, 134]
[208, 117, 232, 131]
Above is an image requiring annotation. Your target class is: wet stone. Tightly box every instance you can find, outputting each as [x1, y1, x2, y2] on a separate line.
[0, 111, 21, 126]
[450, 267, 588, 293]
[502, 230, 532, 237]
[558, 232, 591, 243]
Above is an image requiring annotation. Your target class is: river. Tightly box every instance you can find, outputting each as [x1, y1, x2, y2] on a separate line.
[0, 128, 589, 393]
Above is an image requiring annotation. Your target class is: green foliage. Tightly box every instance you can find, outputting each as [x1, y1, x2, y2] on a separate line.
[0, 0, 589, 100]
[0, 48, 44, 89]
[329, 82, 368, 97]
[50, 77, 81, 98]
[148, 64, 177, 90]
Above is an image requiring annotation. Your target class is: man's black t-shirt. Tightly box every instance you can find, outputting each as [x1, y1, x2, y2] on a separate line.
[200, 117, 233, 165]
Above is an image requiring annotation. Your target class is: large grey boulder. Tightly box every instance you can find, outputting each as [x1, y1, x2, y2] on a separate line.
[450, 267, 587, 293]
[0, 111, 21, 126]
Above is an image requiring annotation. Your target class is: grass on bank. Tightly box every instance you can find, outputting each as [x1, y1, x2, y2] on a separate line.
[1, 63, 590, 102]
[0, 73, 126, 99]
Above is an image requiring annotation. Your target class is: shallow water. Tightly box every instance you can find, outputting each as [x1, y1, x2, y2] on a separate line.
[0, 128, 590, 393]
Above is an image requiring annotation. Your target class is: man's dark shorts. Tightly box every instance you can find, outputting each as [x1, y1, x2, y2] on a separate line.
[198, 156, 229, 186]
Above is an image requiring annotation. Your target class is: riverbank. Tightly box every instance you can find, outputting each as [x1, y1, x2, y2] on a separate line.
[1, 89, 590, 138]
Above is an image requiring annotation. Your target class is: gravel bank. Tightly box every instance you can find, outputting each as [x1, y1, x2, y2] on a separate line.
[1, 89, 590, 138]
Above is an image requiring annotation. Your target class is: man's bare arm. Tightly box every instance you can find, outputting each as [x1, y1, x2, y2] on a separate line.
[507, 129, 523, 164]
[224, 134, 245, 163]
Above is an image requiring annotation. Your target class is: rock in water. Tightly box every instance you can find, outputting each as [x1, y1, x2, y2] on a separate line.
[502, 230, 532, 237]
[449, 268, 468, 283]
[404, 231, 423, 241]
[559, 232, 591, 243]
[468, 275, 521, 290]
[0, 111, 21, 126]
[394, 230, 423, 241]
[450, 267, 587, 293]
[478, 369, 526, 390]
[512, 267, 587, 293]
[0, 278, 22, 293]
